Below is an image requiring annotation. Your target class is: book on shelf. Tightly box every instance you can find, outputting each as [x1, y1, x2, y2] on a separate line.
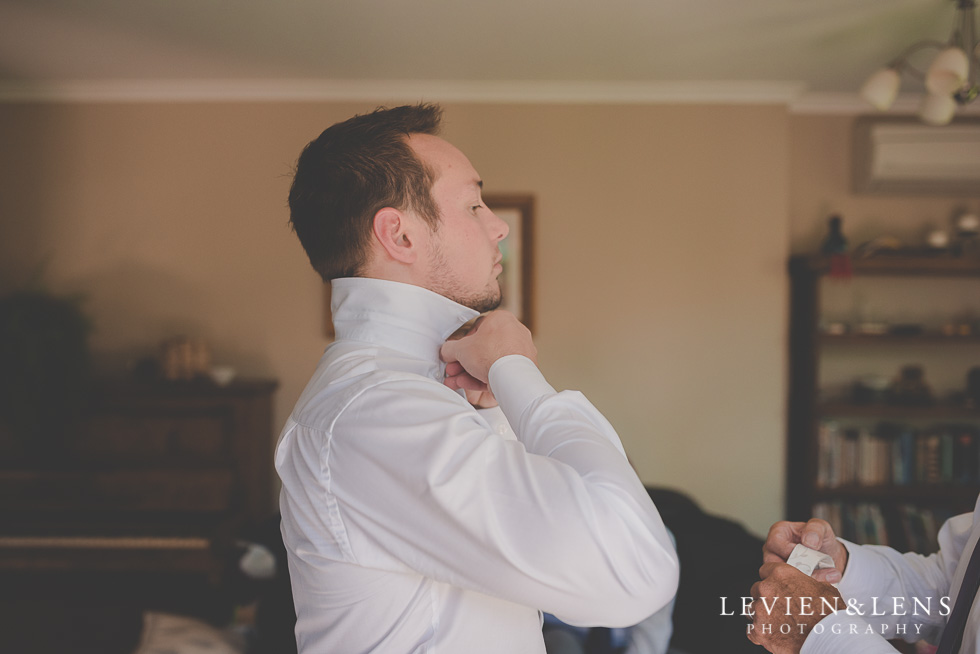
[813, 501, 955, 553]
[814, 501, 888, 547]
[816, 421, 980, 488]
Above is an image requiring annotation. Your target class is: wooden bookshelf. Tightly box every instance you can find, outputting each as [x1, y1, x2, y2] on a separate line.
[786, 254, 980, 550]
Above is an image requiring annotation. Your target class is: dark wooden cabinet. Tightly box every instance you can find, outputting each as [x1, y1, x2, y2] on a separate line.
[0, 378, 278, 639]
[787, 255, 980, 551]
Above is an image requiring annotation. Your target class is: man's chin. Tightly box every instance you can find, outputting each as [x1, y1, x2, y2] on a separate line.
[467, 293, 501, 314]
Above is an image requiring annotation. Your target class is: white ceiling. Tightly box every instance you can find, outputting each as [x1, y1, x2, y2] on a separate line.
[0, 0, 966, 106]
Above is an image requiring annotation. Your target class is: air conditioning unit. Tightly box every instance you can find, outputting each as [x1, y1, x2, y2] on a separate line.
[853, 117, 980, 195]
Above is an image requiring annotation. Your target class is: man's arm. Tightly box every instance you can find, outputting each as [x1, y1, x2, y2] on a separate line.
[752, 513, 976, 653]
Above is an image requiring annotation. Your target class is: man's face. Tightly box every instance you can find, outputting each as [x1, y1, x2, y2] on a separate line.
[408, 134, 509, 313]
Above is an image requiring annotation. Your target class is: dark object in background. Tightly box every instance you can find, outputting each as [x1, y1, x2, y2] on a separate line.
[820, 215, 852, 279]
[967, 367, 980, 408]
[888, 365, 934, 406]
[889, 324, 925, 336]
[237, 516, 298, 654]
[0, 290, 91, 457]
[853, 375, 891, 404]
[0, 588, 143, 654]
[646, 487, 767, 654]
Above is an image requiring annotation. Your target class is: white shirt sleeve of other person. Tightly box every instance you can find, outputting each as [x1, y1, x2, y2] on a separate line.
[801, 496, 980, 654]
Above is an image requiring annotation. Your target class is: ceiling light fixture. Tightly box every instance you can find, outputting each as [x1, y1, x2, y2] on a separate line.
[860, 0, 979, 125]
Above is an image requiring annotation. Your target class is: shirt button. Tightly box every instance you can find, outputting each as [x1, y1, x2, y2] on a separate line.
[497, 424, 509, 435]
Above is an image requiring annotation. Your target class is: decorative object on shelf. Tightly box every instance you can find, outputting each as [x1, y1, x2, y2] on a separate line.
[889, 365, 935, 406]
[0, 289, 91, 454]
[926, 228, 951, 251]
[209, 365, 238, 387]
[855, 321, 889, 335]
[853, 375, 892, 404]
[823, 321, 849, 335]
[820, 215, 852, 279]
[160, 336, 211, 381]
[860, 0, 979, 125]
[942, 319, 976, 336]
[853, 236, 904, 259]
[954, 210, 980, 257]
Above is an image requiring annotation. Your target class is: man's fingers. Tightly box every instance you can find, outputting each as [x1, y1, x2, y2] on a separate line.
[812, 568, 842, 584]
[758, 561, 784, 580]
[801, 518, 834, 549]
[763, 521, 805, 562]
[762, 550, 786, 564]
[439, 340, 460, 364]
[444, 361, 465, 377]
[444, 370, 488, 392]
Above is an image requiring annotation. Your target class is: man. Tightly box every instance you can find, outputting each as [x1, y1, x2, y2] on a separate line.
[749, 495, 980, 654]
[275, 104, 678, 653]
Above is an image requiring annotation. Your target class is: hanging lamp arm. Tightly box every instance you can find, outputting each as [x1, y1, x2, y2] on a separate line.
[953, 0, 979, 103]
[888, 40, 947, 79]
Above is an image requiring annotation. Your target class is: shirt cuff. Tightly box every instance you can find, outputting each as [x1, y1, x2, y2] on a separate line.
[487, 355, 556, 430]
[837, 538, 885, 600]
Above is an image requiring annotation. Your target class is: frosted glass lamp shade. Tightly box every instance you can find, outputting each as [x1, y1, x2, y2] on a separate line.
[925, 47, 970, 95]
[860, 68, 901, 110]
[919, 92, 958, 125]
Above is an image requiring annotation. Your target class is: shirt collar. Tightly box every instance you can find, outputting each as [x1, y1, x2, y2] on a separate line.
[330, 277, 480, 365]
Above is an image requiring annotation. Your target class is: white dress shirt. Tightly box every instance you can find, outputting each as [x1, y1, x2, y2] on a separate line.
[276, 277, 678, 654]
[802, 495, 980, 654]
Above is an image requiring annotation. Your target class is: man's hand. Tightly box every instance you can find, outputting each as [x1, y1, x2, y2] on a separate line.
[444, 320, 499, 407]
[748, 563, 843, 654]
[763, 519, 847, 584]
[441, 311, 537, 393]
[462, 388, 498, 409]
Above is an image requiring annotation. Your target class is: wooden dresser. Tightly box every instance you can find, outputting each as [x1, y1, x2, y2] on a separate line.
[0, 378, 279, 648]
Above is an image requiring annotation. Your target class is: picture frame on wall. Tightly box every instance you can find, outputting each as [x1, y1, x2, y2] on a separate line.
[323, 193, 535, 337]
[484, 193, 535, 332]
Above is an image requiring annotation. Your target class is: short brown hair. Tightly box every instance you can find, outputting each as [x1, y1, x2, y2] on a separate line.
[288, 104, 443, 280]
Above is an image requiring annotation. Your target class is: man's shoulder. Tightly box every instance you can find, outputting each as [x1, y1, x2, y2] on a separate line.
[290, 346, 454, 431]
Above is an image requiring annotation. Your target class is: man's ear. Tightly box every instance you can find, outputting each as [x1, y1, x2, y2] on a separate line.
[372, 207, 418, 264]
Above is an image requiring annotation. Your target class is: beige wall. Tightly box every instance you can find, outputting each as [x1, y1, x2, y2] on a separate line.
[0, 100, 791, 536]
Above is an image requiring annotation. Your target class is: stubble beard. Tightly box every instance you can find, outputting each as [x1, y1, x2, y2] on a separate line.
[428, 247, 502, 314]
[461, 289, 502, 314]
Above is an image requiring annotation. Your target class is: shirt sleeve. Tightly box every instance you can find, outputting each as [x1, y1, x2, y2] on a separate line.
[802, 509, 976, 651]
[322, 356, 678, 628]
[800, 612, 899, 654]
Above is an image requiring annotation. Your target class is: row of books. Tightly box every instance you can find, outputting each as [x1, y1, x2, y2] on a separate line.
[816, 421, 980, 488]
[812, 501, 955, 553]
